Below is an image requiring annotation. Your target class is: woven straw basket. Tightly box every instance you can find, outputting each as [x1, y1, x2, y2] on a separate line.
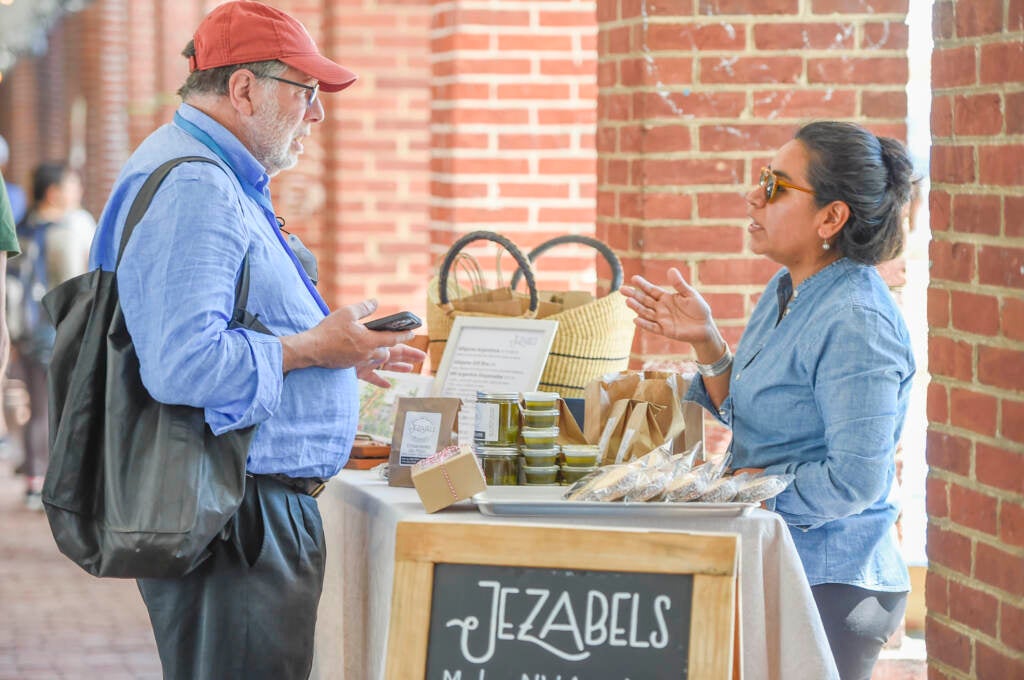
[427, 231, 636, 399]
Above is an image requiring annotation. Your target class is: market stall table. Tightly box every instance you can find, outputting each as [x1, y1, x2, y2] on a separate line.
[309, 470, 838, 680]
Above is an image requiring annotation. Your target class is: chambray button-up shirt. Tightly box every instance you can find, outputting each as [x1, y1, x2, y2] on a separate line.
[89, 104, 358, 479]
[689, 258, 913, 591]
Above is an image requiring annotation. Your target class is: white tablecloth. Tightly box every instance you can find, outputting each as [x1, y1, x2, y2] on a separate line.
[310, 471, 838, 680]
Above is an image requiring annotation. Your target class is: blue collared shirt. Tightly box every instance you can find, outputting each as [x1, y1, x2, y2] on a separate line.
[689, 258, 913, 590]
[89, 104, 357, 478]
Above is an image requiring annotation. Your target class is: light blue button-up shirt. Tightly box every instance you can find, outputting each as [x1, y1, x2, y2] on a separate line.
[689, 258, 913, 591]
[89, 104, 357, 478]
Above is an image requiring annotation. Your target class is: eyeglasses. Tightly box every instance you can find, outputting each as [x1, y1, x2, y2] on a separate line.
[759, 166, 814, 203]
[264, 75, 319, 110]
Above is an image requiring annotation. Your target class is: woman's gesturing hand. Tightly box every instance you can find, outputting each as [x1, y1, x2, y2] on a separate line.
[620, 267, 718, 347]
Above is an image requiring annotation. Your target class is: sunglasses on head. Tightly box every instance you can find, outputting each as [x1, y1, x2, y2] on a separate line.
[759, 167, 814, 203]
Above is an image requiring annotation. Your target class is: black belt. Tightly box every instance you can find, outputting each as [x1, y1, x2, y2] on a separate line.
[251, 473, 328, 498]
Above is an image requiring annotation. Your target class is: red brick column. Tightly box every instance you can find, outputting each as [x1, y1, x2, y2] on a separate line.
[926, 1, 1024, 677]
[79, 0, 132, 217]
[318, 0, 433, 311]
[429, 0, 598, 292]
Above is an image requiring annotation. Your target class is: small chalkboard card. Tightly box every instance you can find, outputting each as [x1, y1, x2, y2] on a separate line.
[385, 522, 739, 680]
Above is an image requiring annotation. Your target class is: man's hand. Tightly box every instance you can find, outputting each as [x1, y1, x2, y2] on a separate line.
[355, 342, 427, 388]
[280, 299, 424, 374]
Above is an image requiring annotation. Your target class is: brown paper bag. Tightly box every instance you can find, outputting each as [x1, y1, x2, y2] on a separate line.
[585, 371, 703, 459]
[387, 397, 461, 487]
[614, 401, 666, 464]
[556, 397, 587, 446]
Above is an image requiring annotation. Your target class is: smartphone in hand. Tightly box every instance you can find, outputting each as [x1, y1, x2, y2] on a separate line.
[364, 311, 423, 332]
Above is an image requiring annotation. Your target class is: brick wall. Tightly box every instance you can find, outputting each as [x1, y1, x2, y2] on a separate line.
[926, 1, 1024, 678]
[597, 0, 910, 451]
[429, 0, 599, 296]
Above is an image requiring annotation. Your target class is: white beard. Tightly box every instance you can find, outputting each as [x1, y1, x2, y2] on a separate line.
[248, 92, 302, 176]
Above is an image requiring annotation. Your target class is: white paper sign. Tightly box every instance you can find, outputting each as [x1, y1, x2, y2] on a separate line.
[433, 317, 558, 444]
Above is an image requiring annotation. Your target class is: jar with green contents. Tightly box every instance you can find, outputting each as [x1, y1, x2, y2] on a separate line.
[476, 447, 520, 485]
[522, 464, 559, 485]
[521, 426, 559, 449]
[474, 392, 521, 447]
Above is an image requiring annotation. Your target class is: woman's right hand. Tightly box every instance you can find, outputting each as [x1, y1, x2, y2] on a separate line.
[620, 267, 721, 351]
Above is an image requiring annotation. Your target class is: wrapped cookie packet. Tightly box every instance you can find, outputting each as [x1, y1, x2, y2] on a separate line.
[562, 440, 794, 504]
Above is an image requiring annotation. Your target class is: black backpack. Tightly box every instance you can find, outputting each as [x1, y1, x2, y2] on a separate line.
[6, 216, 57, 361]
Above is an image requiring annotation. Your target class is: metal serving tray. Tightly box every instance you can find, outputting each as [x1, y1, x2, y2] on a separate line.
[473, 485, 757, 518]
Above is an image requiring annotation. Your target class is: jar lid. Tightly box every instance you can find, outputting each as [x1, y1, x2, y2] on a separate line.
[562, 444, 600, 453]
[475, 447, 519, 457]
[476, 391, 520, 400]
[521, 427, 560, 436]
[523, 408, 560, 416]
[522, 464, 559, 472]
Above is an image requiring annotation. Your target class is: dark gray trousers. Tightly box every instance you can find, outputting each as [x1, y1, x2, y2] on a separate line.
[812, 583, 908, 680]
[138, 475, 326, 680]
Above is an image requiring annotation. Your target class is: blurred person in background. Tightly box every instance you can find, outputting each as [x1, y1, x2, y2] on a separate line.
[7, 161, 91, 509]
[0, 135, 27, 224]
[0, 170, 23, 455]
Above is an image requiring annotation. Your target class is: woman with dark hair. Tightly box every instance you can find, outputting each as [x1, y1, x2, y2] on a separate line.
[622, 121, 916, 680]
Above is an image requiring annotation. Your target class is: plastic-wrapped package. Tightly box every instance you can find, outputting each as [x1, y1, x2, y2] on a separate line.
[662, 462, 713, 502]
[696, 475, 740, 503]
[562, 466, 615, 500]
[623, 450, 695, 502]
[565, 464, 635, 502]
[733, 473, 795, 503]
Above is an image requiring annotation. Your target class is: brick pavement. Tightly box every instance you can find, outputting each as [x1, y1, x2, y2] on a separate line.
[0, 460, 161, 680]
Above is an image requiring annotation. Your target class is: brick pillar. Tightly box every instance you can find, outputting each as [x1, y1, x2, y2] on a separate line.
[319, 0, 433, 311]
[429, 0, 598, 292]
[597, 0, 909, 452]
[0, 60, 41, 192]
[926, 1, 1024, 678]
[78, 0, 133, 217]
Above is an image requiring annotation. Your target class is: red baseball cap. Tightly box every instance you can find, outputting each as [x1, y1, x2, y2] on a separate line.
[189, 1, 357, 92]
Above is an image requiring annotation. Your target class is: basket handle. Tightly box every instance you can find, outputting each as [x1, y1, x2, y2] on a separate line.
[438, 231, 539, 313]
[510, 234, 624, 292]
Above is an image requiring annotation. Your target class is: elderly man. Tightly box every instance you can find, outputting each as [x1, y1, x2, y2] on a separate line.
[87, 2, 424, 678]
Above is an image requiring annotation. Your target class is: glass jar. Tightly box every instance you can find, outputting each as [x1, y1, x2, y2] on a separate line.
[474, 392, 521, 447]
[476, 447, 520, 486]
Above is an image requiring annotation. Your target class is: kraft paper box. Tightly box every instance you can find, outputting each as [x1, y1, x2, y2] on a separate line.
[411, 446, 486, 513]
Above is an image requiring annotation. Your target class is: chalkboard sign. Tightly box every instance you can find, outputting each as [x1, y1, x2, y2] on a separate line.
[385, 522, 738, 680]
[427, 563, 692, 679]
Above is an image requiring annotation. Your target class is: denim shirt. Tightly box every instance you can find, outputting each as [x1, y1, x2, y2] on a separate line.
[89, 104, 358, 478]
[688, 258, 913, 590]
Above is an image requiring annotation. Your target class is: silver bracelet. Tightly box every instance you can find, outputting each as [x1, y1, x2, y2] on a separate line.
[696, 345, 733, 377]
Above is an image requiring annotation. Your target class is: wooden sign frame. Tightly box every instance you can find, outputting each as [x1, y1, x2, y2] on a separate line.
[385, 520, 739, 680]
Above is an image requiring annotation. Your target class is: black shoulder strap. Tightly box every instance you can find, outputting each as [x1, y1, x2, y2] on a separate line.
[114, 156, 252, 312]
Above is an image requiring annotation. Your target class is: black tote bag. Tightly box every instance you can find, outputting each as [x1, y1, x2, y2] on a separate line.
[41, 156, 271, 578]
